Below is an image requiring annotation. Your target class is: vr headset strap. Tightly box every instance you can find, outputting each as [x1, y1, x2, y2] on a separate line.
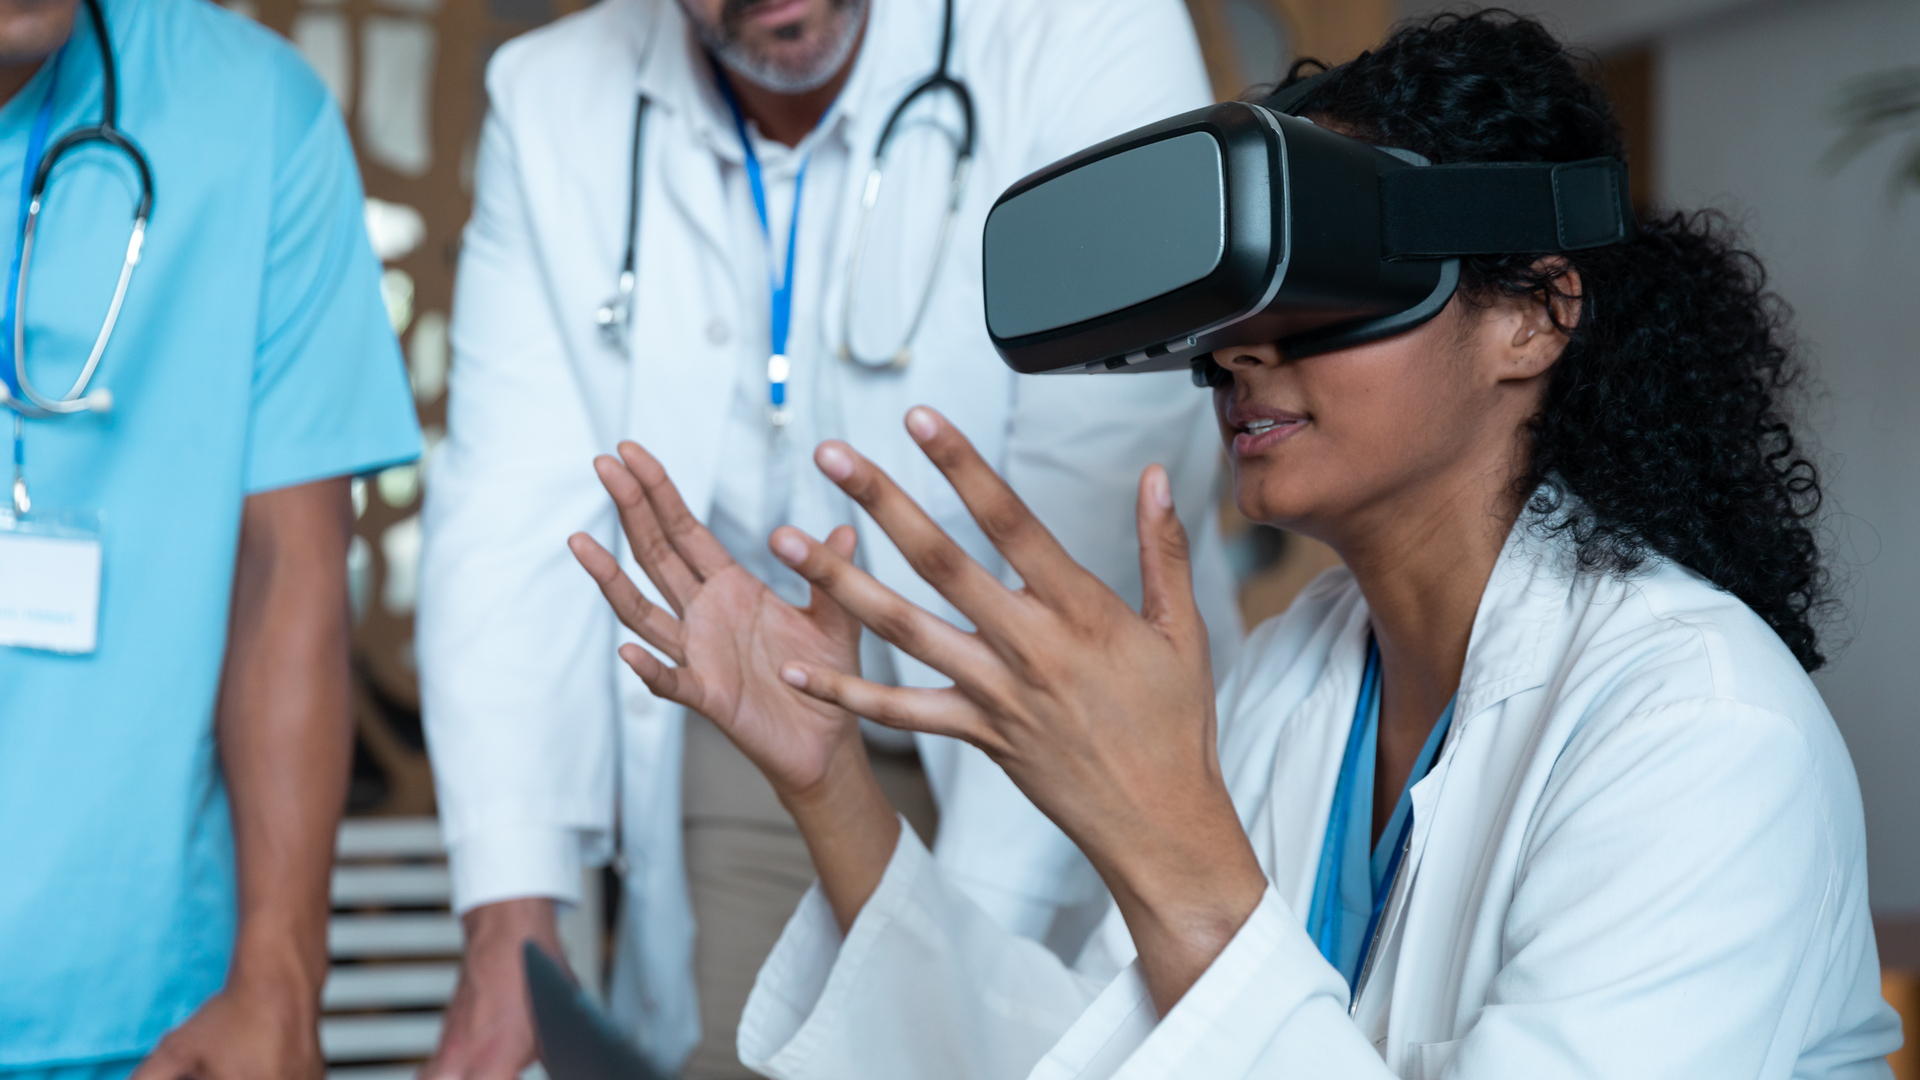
[1260, 69, 1634, 257]
[1380, 158, 1634, 257]
[1260, 68, 1336, 116]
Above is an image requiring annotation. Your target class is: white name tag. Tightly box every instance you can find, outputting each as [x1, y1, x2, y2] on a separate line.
[0, 511, 103, 655]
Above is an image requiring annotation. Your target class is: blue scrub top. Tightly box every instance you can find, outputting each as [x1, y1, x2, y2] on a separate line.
[1306, 638, 1456, 990]
[0, 0, 420, 1066]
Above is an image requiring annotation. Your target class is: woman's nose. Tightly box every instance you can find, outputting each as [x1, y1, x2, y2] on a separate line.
[1215, 344, 1283, 370]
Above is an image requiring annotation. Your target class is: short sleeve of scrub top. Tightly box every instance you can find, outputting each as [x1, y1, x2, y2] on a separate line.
[0, 0, 421, 1069]
[242, 59, 419, 495]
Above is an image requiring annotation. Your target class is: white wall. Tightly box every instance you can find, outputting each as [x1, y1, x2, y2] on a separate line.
[1658, 0, 1920, 916]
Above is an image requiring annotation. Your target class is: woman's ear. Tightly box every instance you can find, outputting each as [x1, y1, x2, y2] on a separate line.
[1497, 262, 1582, 384]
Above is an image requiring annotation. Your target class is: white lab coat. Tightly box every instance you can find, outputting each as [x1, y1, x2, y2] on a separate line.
[738, 516, 1902, 1079]
[417, 0, 1234, 1069]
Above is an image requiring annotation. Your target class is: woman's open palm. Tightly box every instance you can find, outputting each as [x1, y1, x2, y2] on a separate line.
[568, 442, 864, 796]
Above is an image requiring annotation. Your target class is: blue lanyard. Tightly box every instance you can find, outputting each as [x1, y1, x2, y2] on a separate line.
[3, 47, 65, 403]
[715, 69, 808, 426]
[5, 47, 66, 507]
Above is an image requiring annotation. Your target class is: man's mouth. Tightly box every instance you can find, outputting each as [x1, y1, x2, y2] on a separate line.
[726, 0, 810, 31]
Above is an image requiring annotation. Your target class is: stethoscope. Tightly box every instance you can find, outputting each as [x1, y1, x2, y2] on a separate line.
[596, 0, 974, 374]
[2, 0, 155, 512]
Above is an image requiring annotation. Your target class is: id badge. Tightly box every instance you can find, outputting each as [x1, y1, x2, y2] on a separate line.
[0, 508, 103, 654]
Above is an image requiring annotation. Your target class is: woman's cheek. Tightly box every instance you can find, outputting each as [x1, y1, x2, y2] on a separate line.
[1211, 385, 1235, 447]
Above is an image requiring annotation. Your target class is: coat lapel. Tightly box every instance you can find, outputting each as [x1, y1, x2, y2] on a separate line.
[615, 2, 739, 524]
[1254, 602, 1375, 919]
[1245, 518, 1565, 942]
[1363, 520, 1573, 1057]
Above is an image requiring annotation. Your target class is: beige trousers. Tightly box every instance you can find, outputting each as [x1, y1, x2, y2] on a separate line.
[679, 718, 938, 1080]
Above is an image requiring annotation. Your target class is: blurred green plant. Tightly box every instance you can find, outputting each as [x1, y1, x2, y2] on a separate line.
[1830, 66, 1920, 198]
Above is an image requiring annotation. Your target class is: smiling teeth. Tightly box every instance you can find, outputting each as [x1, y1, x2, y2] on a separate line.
[1245, 420, 1278, 435]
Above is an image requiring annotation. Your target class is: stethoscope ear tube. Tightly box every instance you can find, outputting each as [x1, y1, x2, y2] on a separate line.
[872, 70, 975, 163]
[837, 18, 976, 369]
[6, 0, 154, 419]
[598, 94, 649, 353]
[32, 125, 155, 221]
[13, 195, 144, 416]
[838, 85, 973, 369]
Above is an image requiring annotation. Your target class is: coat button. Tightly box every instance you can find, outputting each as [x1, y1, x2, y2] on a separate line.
[706, 318, 730, 345]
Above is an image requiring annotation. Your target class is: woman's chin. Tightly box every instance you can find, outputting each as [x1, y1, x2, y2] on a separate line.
[1232, 479, 1321, 534]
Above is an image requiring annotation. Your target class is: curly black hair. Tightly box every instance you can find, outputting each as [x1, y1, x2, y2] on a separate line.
[1274, 11, 1830, 670]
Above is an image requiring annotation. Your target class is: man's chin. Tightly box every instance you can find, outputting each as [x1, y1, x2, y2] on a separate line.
[0, 9, 80, 66]
[709, 0, 865, 95]
[719, 43, 843, 94]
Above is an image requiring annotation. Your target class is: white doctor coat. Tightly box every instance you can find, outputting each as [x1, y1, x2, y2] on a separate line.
[739, 519, 1902, 1078]
[417, 0, 1234, 1068]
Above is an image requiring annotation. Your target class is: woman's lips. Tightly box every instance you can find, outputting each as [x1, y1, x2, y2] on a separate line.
[1232, 421, 1305, 457]
[1225, 403, 1307, 457]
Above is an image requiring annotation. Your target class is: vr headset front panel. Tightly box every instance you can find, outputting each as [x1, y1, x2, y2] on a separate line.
[984, 103, 1287, 376]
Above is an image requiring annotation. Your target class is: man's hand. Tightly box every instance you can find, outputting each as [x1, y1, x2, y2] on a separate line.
[568, 442, 867, 799]
[130, 946, 324, 1080]
[423, 897, 564, 1080]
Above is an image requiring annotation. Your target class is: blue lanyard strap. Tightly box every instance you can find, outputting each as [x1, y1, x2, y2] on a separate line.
[6, 48, 66, 512]
[3, 47, 66, 402]
[714, 66, 808, 424]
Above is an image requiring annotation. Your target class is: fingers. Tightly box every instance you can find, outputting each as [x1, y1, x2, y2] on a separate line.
[770, 523, 998, 685]
[779, 663, 992, 748]
[617, 442, 736, 581]
[594, 453, 700, 614]
[1135, 465, 1202, 639]
[617, 642, 707, 711]
[810, 437, 1025, 628]
[824, 523, 859, 561]
[799, 524, 862, 644]
[569, 533, 685, 662]
[896, 407, 1099, 609]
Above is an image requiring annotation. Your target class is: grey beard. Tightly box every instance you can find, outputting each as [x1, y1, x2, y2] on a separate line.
[695, 0, 868, 95]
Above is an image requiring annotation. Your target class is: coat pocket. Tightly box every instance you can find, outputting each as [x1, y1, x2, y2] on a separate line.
[1410, 1038, 1462, 1080]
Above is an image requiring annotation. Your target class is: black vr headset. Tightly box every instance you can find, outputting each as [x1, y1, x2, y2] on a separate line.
[980, 75, 1635, 386]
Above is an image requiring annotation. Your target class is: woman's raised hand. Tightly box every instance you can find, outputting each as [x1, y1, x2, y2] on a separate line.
[568, 442, 865, 799]
[768, 407, 1267, 1010]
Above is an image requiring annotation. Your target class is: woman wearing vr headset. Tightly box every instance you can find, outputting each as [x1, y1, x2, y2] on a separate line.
[568, 11, 1899, 1078]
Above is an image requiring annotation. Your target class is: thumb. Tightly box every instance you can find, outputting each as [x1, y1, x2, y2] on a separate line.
[128, 1040, 192, 1080]
[1136, 465, 1200, 638]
